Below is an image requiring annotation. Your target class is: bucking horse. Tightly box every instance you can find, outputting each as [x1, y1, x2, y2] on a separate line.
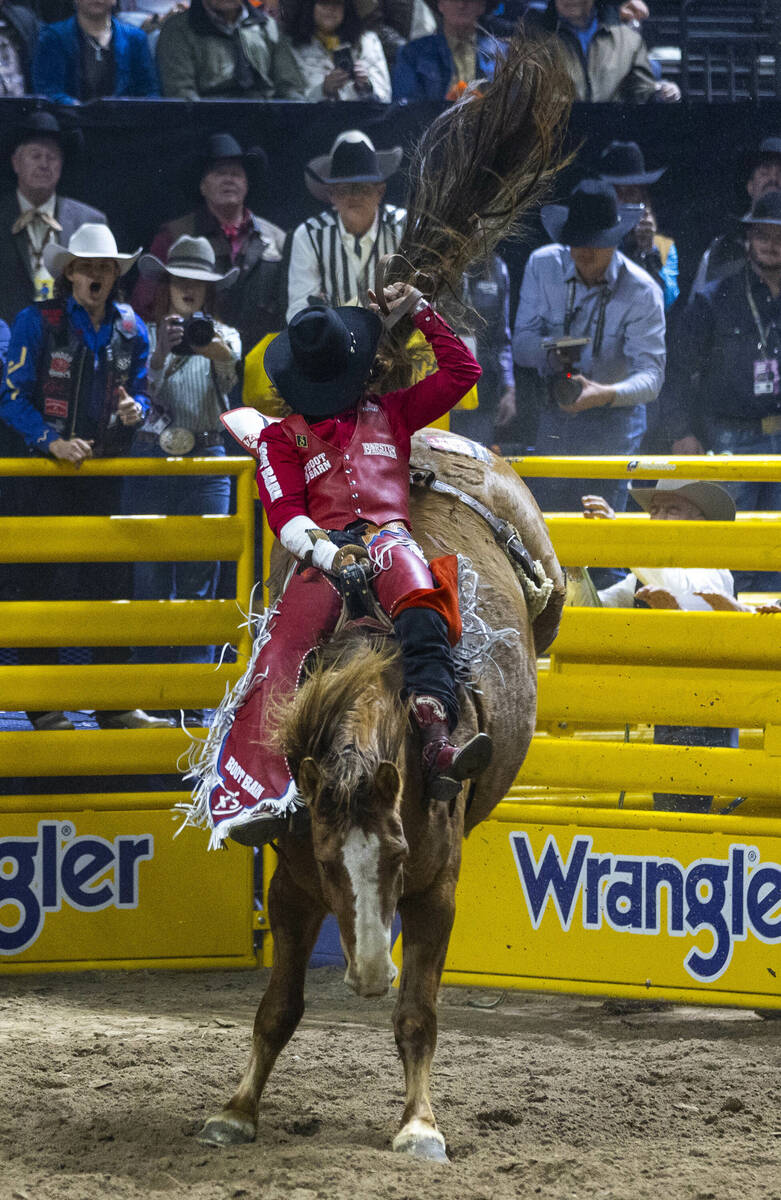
[189, 37, 572, 1163]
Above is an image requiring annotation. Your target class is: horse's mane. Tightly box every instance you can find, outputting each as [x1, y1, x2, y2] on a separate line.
[281, 629, 407, 822]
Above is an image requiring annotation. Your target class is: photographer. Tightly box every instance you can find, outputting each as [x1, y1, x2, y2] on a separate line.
[277, 0, 391, 100]
[512, 179, 665, 518]
[122, 236, 241, 710]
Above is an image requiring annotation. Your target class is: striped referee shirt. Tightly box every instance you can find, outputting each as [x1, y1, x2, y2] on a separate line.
[286, 204, 407, 322]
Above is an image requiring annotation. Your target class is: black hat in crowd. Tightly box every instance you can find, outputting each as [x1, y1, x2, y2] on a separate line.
[598, 141, 665, 186]
[746, 136, 781, 175]
[3, 109, 83, 160]
[306, 130, 403, 202]
[265, 304, 382, 417]
[181, 132, 268, 198]
[541, 179, 643, 249]
[741, 190, 781, 227]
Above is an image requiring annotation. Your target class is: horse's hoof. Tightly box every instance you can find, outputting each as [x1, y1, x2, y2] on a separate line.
[393, 1120, 449, 1164]
[197, 1112, 256, 1146]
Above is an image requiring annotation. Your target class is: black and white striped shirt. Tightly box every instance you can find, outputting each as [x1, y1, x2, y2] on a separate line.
[286, 204, 407, 321]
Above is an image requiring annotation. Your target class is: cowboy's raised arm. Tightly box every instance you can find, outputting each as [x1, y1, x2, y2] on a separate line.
[376, 304, 482, 435]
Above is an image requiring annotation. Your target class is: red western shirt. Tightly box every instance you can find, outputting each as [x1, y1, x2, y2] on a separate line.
[256, 306, 481, 536]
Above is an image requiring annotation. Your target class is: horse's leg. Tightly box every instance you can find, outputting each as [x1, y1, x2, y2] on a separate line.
[392, 878, 456, 1164]
[199, 857, 325, 1145]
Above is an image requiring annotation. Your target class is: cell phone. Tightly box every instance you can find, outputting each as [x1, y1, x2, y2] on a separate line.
[332, 44, 355, 76]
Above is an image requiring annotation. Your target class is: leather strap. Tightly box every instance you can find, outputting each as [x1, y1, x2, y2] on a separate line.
[410, 468, 538, 581]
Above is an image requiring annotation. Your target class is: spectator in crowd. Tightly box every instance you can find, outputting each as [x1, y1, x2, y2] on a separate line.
[450, 252, 514, 446]
[0, 222, 170, 731]
[123, 237, 241, 719]
[598, 140, 678, 309]
[522, 0, 679, 103]
[690, 136, 781, 300]
[582, 479, 738, 814]
[32, 0, 159, 101]
[156, 0, 298, 98]
[512, 179, 666, 519]
[132, 133, 285, 358]
[0, 111, 105, 327]
[392, 0, 504, 102]
[0, 0, 39, 94]
[661, 190, 781, 594]
[369, 0, 437, 66]
[286, 129, 406, 320]
[277, 0, 391, 100]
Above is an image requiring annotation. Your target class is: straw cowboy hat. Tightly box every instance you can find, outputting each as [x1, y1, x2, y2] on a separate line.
[305, 130, 403, 202]
[264, 303, 382, 417]
[138, 235, 239, 289]
[630, 478, 736, 522]
[597, 141, 666, 187]
[541, 180, 643, 249]
[43, 222, 141, 277]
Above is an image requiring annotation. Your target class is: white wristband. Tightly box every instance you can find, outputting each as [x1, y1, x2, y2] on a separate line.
[312, 539, 339, 572]
[279, 514, 338, 571]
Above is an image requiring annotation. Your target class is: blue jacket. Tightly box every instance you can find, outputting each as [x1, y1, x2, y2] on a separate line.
[32, 16, 159, 103]
[1, 298, 150, 454]
[392, 30, 503, 101]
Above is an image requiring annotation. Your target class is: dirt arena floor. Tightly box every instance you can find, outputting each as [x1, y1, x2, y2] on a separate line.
[1, 966, 779, 1200]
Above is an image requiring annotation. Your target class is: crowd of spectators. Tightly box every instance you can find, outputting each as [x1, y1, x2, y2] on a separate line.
[0, 0, 683, 103]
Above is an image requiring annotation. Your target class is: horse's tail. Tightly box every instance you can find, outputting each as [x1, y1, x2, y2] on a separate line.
[281, 634, 406, 780]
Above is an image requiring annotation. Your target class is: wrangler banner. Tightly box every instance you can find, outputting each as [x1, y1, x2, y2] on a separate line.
[441, 804, 781, 1008]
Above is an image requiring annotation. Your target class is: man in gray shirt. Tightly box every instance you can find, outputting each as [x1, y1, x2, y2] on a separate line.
[513, 179, 665, 516]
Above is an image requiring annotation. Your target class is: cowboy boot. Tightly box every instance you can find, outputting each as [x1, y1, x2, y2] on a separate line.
[410, 694, 493, 806]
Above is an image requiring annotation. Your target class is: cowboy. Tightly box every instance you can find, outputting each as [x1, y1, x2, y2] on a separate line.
[204, 284, 490, 843]
[661, 190, 781, 594]
[286, 130, 406, 322]
[132, 132, 285, 357]
[0, 222, 170, 733]
[512, 179, 666, 520]
[582, 478, 738, 814]
[0, 111, 106, 328]
[597, 140, 679, 310]
[690, 136, 781, 300]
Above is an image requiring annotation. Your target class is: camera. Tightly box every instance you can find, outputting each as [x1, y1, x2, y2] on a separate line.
[332, 44, 355, 75]
[172, 312, 215, 356]
[542, 335, 590, 407]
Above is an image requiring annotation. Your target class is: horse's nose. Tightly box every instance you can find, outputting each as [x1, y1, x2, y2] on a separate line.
[344, 957, 398, 998]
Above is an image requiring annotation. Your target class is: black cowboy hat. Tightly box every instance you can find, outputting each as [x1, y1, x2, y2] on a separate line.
[306, 130, 403, 202]
[265, 304, 382, 417]
[541, 180, 642, 249]
[744, 135, 781, 177]
[598, 141, 665, 187]
[741, 190, 781, 227]
[3, 110, 83, 161]
[180, 132, 268, 199]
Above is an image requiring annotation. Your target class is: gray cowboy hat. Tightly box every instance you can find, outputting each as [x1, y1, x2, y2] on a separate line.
[598, 141, 666, 187]
[541, 180, 643, 249]
[43, 222, 141, 278]
[138, 235, 239, 289]
[630, 478, 736, 522]
[741, 190, 781, 227]
[305, 130, 403, 202]
[265, 304, 382, 417]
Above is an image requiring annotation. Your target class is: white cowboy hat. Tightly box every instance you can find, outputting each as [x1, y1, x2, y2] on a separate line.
[43, 222, 142, 278]
[630, 478, 736, 522]
[138, 235, 239, 288]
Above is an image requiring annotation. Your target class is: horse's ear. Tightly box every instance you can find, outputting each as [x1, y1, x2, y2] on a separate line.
[298, 756, 321, 801]
[375, 761, 401, 808]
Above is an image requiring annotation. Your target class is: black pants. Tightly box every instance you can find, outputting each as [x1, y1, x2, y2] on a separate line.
[393, 607, 459, 729]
